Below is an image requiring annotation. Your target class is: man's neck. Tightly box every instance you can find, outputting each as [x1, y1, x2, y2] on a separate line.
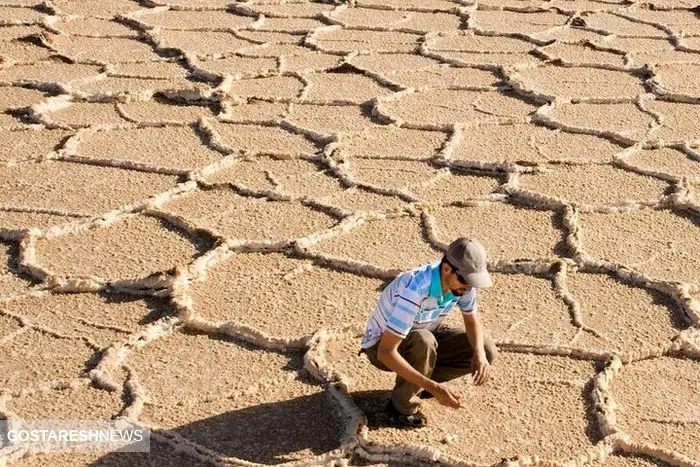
[440, 269, 449, 297]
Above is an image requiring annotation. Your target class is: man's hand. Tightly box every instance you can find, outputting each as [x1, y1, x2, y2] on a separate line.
[427, 382, 462, 408]
[470, 351, 492, 386]
[462, 313, 492, 385]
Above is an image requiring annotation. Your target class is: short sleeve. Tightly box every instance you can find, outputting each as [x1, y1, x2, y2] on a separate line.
[385, 274, 423, 338]
[458, 288, 477, 314]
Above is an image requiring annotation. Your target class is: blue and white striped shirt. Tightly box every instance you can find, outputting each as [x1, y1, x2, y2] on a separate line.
[360, 260, 477, 348]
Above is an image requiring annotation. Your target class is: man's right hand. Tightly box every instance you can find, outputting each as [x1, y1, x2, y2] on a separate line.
[427, 382, 462, 408]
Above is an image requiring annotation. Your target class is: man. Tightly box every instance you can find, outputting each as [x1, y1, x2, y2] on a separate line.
[359, 238, 497, 428]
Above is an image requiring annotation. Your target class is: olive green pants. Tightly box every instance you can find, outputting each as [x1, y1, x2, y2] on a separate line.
[363, 325, 497, 415]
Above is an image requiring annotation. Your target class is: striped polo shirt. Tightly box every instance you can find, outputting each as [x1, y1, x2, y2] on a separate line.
[360, 260, 477, 349]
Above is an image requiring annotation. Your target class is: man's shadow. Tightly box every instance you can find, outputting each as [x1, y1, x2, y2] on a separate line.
[89, 390, 395, 465]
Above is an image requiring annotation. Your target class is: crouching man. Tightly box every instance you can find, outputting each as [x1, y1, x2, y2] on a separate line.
[359, 238, 497, 428]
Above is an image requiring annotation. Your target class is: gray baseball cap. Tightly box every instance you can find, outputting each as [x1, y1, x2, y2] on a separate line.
[445, 238, 493, 288]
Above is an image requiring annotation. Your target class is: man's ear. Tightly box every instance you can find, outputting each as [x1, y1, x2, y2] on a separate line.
[440, 262, 449, 274]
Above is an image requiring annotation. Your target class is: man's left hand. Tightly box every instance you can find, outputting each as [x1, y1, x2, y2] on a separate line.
[470, 352, 492, 386]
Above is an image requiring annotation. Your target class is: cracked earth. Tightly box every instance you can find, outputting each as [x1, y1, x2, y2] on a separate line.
[0, 0, 699, 465]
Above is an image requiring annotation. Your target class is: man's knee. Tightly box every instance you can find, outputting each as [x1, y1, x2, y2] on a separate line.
[397, 329, 437, 378]
[400, 329, 437, 365]
[405, 329, 437, 351]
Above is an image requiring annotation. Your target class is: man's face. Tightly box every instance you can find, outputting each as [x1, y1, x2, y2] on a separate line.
[441, 263, 473, 296]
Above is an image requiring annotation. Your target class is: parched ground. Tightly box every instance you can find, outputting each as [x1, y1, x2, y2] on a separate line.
[0, 0, 699, 466]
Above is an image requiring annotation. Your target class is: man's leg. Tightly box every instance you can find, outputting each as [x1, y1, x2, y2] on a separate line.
[431, 325, 497, 383]
[363, 329, 437, 415]
[391, 329, 437, 414]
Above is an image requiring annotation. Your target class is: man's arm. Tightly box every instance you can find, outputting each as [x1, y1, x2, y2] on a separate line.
[377, 330, 461, 408]
[462, 312, 492, 385]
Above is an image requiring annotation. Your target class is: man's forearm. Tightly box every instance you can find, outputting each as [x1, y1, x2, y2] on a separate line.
[464, 314, 486, 357]
[378, 349, 436, 391]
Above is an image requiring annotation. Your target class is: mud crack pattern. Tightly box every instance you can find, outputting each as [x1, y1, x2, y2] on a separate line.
[0, 0, 699, 465]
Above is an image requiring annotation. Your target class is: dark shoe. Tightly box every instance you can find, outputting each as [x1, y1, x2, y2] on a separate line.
[418, 390, 434, 399]
[384, 400, 427, 428]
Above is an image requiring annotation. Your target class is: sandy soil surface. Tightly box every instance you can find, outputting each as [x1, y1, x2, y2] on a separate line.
[0, 0, 698, 466]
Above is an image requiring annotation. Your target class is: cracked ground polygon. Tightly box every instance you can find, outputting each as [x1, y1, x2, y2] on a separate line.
[470, 10, 571, 35]
[192, 55, 278, 77]
[44, 101, 127, 127]
[537, 42, 627, 67]
[71, 77, 201, 100]
[0, 292, 172, 347]
[430, 203, 564, 262]
[348, 52, 444, 75]
[453, 123, 625, 165]
[610, 357, 700, 460]
[208, 121, 321, 156]
[546, 102, 657, 142]
[314, 29, 422, 54]
[304, 71, 393, 103]
[334, 126, 447, 160]
[49, 17, 138, 37]
[413, 170, 501, 204]
[127, 329, 345, 463]
[0, 41, 69, 65]
[77, 125, 223, 171]
[154, 30, 253, 57]
[345, 158, 444, 192]
[106, 61, 190, 80]
[6, 384, 124, 420]
[517, 164, 670, 207]
[2, 1, 700, 465]
[0, 128, 69, 163]
[0, 61, 102, 85]
[117, 100, 215, 124]
[581, 12, 668, 37]
[163, 188, 338, 241]
[134, 9, 255, 30]
[381, 89, 537, 127]
[316, 187, 407, 213]
[46, 35, 161, 63]
[346, 154, 500, 203]
[34, 214, 209, 280]
[645, 100, 700, 143]
[0, 86, 46, 111]
[622, 147, 700, 181]
[220, 101, 289, 122]
[428, 41, 541, 66]
[190, 252, 384, 339]
[578, 208, 700, 284]
[229, 75, 305, 100]
[0, 6, 44, 24]
[49, 0, 145, 17]
[0, 161, 178, 215]
[287, 103, 383, 134]
[310, 215, 441, 270]
[477, 273, 577, 346]
[390, 66, 501, 90]
[515, 66, 647, 100]
[651, 63, 700, 98]
[280, 51, 343, 73]
[201, 156, 329, 189]
[257, 17, 327, 33]
[2, 330, 96, 391]
[0, 211, 82, 233]
[565, 271, 690, 356]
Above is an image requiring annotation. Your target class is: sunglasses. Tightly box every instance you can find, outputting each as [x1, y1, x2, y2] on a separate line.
[445, 260, 469, 285]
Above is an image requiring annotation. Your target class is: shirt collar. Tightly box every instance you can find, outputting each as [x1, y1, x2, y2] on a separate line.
[429, 262, 455, 305]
